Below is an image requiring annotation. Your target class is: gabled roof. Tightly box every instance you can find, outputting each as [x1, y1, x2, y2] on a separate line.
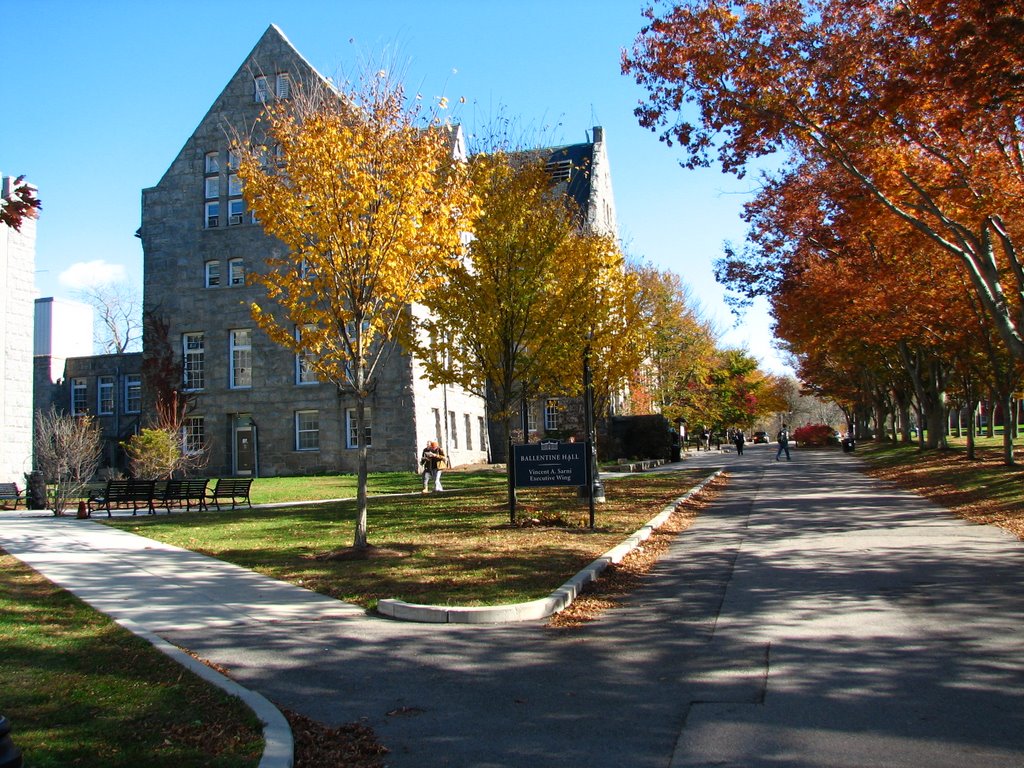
[149, 25, 334, 190]
[539, 139, 596, 218]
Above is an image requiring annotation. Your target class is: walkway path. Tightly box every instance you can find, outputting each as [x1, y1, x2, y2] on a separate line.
[3, 445, 1023, 767]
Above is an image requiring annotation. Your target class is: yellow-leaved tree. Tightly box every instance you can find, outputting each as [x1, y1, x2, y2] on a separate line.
[415, 152, 644, 513]
[234, 69, 476, 551]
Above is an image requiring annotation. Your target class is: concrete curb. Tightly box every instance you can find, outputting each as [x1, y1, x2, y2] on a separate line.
[114, 617, 294, 768]
[377, 468, 725, 624]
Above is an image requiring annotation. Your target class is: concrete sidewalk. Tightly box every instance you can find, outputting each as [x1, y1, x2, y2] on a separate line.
[670, 447, 1024, 767]
[3, 444, 1024, 767]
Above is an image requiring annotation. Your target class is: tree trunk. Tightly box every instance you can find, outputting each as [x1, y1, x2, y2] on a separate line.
[1000, 392, 1016, 466]
[966, 400, 977, 460]
[896, 396, 912, 443]
[927, 405, 946, 451]
[352, 394, 369, 550]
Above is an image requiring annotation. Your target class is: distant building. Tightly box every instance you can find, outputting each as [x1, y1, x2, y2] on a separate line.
[33, 297, 93, 389]
[34, 297, 143, 473]
[139, 25, 489, 476]
[1, 173, 38, 485]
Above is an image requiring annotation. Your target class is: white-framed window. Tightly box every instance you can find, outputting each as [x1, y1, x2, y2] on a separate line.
[346, 407, 372, 449]
[71, 378, 88, 416]
[295, 325, 318, 384]
[205, 260, 220, 288]
[204, 176, 219, 200]
[465, 414, 473, 451]
[205, 151, 220, 174]
[544, 399, 560, 431]
[182, 332, 205, 391]
[254, 75, 269, 102]
[229, 257, 245, 286]
[97, 375, 114, 415]
[295, 410, 320, 451]
[432, 408, 442, 444]
[205, 200, 219, 228]
[479, 417, 487, 454]
[276, 72, 291, 99]
[181, 416, 204, 455]
[124, 374, 141, 414]
[228, 198, 245, 226]
[230, 328, 252, 389]
[449, 410, 458, 449]
[526, 404, 537, 433]
[227, 150, 239, 171]
[228, 173, 242, 196]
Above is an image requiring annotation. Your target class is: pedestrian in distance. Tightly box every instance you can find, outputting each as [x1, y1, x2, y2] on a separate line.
[734, 429, 745, 455]
[776, 424, 791, 461]
[420, 440, 447, 493]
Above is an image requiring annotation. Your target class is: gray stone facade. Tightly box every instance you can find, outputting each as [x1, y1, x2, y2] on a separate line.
[140, 25, 489, 477]
[1, 173, 37, 485]
[38, 353, 145, 472]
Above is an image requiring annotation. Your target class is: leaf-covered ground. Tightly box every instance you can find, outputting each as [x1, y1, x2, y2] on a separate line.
[863, 445, 1024, 540]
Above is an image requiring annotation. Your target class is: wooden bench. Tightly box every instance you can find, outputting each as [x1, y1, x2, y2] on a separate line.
[88, 479, 157, 517]
[210, 477, 253, 510]
[0, 483, 25, 510]
[161, 478, 210, 512]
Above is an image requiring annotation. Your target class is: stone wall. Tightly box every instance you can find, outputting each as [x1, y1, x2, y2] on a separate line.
[0, 174, 37, 485]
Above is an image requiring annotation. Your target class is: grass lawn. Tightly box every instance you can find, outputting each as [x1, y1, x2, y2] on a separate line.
[103, 468, 713, 609]
[243, 468, 504, 505]
[0, 554, 263, 768]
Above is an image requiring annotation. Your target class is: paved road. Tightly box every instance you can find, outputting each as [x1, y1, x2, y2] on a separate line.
[3, 445, 1024, 767]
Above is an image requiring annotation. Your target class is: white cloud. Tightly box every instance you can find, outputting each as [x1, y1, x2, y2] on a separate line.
[58, 260, 128, 290]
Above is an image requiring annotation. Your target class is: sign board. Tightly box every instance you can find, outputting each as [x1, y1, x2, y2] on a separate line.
[512, 440, 588, 487]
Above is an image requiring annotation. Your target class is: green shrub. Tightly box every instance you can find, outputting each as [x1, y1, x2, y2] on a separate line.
[122, 427, 181, 479]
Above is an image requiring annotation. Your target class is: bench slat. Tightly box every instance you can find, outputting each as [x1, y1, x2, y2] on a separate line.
[88, 479, 157, 517]
[211, 477, 253, 510]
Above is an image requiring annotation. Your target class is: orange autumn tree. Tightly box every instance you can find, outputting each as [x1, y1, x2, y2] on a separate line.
[735, 152, 1013, 454]
[624, 0, 1024, 364]
[234, 69, 476, 551]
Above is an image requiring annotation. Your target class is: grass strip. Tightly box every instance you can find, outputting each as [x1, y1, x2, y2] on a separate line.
[103, 470, 711, 609]
[0, 554, 263, 768]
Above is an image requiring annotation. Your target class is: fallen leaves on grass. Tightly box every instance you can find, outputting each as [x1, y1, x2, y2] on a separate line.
[547, 474, 725, 629]
[863, 447, 1024, 540]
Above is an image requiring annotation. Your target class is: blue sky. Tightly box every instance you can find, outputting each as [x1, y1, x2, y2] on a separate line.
[4, 0, 789, 373]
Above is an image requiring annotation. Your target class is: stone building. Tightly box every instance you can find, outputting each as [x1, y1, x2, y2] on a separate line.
[139, 25, 489, 477]
[0, 173, 37, 485]
[33, 298, 144, 474]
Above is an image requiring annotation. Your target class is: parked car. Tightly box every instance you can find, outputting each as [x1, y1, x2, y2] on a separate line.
[752, 431, 769, 444]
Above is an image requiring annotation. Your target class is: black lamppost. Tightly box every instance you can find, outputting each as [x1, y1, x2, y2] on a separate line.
[582, 340, 604, 520]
